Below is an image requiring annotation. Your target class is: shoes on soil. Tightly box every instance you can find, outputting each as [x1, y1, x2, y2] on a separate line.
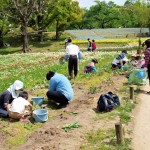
[58, 102, 69, 109]
[145, 91, 150, 94]
[68, 76, 73, 80]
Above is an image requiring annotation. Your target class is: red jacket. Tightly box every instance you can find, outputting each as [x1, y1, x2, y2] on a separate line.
[92, 42, 96, 50]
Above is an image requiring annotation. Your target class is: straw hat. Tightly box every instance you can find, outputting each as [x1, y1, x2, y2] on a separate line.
[92, 58, 98, 63]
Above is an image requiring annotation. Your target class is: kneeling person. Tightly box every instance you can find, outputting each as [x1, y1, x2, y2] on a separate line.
[112, 50, 128, 69]
[46, 71, 74, 109]
[84, 59, 98, 73]
[7, 91, 32, 120]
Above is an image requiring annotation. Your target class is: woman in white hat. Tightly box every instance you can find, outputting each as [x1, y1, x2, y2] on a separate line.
[0, 80, 24, 118]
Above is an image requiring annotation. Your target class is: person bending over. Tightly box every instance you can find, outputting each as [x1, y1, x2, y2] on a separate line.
[84, 59, 98, 73]
[112, 50, 128, 69]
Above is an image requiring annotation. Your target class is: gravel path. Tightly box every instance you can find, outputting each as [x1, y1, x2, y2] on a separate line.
[132, 80, 150, 149]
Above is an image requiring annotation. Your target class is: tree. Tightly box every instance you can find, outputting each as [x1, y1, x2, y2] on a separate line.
[29, 0, 58, 42]
[0, 0, 11, 48]
[50, 0, 82, 40]
[118, 3, 138, 28]
[5, 0, 37, 53]
[85, 1, 119, 28]
[67, 1, 83, 29]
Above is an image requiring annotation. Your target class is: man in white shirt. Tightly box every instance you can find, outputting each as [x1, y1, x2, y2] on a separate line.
[66, 39, 80, 79]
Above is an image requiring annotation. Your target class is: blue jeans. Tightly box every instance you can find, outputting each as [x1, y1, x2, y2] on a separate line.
[0, 106, 8, 118]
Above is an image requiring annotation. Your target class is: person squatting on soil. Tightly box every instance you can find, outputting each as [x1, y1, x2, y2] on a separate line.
[135, 56, 145, 68]
[7, 91, 32, 120]
[0, 80, 24, 118]
[84, 59, 98, 73]
[66, 38, 80, 79]
[143, 39, 150, 93]
[130, 54, 138, 67]
[111, 50, 128, 69]
[130, 54, 145, 68]
[46, 71, 74, 109]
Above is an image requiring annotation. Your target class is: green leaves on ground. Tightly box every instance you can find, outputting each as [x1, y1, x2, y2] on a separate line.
[62, 121, 80, 132]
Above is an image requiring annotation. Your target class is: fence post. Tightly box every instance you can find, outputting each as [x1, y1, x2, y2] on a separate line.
[130, 86, 134, 100]
[115, 122, 124, 145]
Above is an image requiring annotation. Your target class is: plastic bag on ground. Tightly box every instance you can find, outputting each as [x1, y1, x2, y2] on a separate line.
[128, 68, 147, 85]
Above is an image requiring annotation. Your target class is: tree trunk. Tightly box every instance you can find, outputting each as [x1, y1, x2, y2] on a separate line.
[0, 30, 4, 48]
[38, 31, 44, 42]
[137, 28, 142, 54]
[56, 20, 59, 40]
[101, 21, 105, 29]
[21, 23, 30, 53]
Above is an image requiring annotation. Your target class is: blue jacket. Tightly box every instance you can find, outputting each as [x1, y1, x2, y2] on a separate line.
[49, 73, 74, 100]
[116, 52, 126, 60]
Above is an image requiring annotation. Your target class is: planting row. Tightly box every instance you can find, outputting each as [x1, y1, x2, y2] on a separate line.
[0, 51, 121, 92]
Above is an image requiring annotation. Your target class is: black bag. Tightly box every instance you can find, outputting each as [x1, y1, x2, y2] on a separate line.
[97, 92, 120, 112]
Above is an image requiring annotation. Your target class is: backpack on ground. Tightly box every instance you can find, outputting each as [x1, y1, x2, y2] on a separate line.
[97, 92, 120, 112]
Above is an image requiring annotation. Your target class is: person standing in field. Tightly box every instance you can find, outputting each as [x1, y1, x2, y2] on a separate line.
[91, 40, 96, 52]
[87, 38, 92, 51]
[143, 39, 150, 94]
[64, 36, 71, 48]
[66, 38, 80, 79]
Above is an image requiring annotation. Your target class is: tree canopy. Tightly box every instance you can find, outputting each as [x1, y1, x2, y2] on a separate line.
[0, 0, 150, 52]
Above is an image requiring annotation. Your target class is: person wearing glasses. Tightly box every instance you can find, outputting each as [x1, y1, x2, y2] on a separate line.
[0, 80, 24, 118]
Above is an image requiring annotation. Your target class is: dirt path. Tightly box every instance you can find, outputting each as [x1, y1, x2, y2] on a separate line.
[131, 80, 150, 149]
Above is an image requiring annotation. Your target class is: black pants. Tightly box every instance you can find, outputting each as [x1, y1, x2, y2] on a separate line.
[112, 63, 121, 69]
[147, 64, 150, 81]
[112, 61, 126, 69]
[46, 91, 68, 105]
[68, 56, 78, 78]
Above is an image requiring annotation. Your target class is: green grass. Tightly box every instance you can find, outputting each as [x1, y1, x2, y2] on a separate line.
[80, 129, 131, 150]
[1, 31, 139, 55]
[0, 31, 139, 149]
[0, 119, 43, 149]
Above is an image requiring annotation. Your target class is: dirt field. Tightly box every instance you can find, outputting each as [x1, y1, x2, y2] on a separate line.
[1, 75, 130, 150]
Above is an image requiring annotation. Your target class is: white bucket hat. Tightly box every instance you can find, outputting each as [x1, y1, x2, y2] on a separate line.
[7, 80, 24, 98]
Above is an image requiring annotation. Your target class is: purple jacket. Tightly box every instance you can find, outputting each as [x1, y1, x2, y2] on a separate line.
[144, 48, 150, 67]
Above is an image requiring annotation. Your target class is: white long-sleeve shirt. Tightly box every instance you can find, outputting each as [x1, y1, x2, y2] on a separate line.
[66, 43, 80, 57]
